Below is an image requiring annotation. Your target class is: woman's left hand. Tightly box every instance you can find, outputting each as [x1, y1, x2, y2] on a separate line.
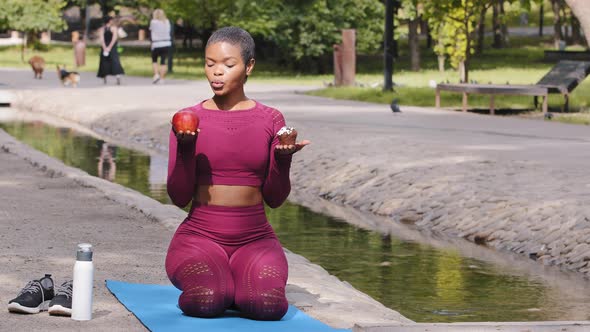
[275, 140, 311, 155]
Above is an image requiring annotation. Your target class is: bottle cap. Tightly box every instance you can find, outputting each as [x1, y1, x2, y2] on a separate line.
[76, 243, 93, 261]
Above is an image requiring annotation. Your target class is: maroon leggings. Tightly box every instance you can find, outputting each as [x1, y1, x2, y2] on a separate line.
[165, 203, 289, 320]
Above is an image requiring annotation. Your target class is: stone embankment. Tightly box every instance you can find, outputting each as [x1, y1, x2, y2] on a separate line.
[9, 74, 590, 282]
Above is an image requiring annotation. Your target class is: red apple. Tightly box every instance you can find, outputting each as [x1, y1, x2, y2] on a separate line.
[172, 110, 199, 133]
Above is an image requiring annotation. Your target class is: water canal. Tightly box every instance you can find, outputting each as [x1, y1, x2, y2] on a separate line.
[2, 114, 590, 323]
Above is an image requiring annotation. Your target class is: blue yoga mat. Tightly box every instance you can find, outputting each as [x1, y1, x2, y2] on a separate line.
[106, 280, 351, 332]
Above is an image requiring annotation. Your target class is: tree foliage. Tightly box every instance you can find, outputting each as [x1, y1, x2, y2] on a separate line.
[156, 0, 383, 69]
[164, 0, 231, 33]
[425, 0, 491, 82]
[0, 0, 67, 34]
[221, 0, 383, 59]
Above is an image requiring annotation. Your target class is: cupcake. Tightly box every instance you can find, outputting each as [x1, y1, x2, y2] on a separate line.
[277, 126, 297, 145]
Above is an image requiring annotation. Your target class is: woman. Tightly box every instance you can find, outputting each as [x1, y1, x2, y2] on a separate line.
[165, 26, 310, 321]
[97, 16, 125, 85]
[149, 9, 172, 84]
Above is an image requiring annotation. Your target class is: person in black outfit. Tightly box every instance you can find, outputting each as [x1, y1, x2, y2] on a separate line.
[97, 16, 125, 85]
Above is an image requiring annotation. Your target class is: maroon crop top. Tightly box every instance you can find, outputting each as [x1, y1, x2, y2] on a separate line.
[167, 100, 293, 208]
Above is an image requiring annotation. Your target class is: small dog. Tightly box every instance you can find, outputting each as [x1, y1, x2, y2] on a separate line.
[28, 56, 45, 79]
[56, 65, 81, 87]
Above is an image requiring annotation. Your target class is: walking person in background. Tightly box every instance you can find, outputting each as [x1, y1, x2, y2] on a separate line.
[97, 16, 125, 85]
[149, 9, 172, 84]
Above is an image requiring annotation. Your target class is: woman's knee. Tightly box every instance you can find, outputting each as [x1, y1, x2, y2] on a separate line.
[235, 286, 288, 320]
[173, 257, 235, 317]
[231, 238, 289, 320]
[178, 283, 227, 317]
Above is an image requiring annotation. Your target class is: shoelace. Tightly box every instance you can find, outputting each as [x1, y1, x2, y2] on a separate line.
[55, 281, 73, 299]
[17, 280, 41, 296]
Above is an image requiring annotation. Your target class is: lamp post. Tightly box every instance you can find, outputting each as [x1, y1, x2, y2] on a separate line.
[383, 0, 398, 91]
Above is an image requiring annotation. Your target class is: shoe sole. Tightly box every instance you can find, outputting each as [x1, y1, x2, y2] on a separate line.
[8, 300, 50, 314]
[48, 304, 72, 316]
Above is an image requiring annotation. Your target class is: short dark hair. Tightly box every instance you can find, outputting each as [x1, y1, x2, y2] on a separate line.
[206, 26, 255, 65]
[103, 16, 114, 24]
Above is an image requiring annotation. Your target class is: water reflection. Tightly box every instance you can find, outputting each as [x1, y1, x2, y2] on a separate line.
[0, 120, 171, 204]
[148, 153, 169, 201]
[267, 201, 590, 322]
[97, 142, 117, 181]
[1, 120, 590, 322]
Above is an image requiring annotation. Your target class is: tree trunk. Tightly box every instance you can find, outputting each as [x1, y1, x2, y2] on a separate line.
[463, 19, 470, 83]
[82, 3, 90, 41]
[408, 18, 420, 71]
[392, 1, 400, 58]
[492, 1, 503, 48]
[552, 0, 564, 48]
[539, 3, 544, 36]
[438, 55, 445, 72]
[500, 1, 509, 46]
[476, 7, 487, 54]
[383, 0, 395, 91]
[100, 0, 110, 18]
[562, 5, 569, 42]
[419, 16, 428, 35]
[420, 15, 432, 48]
[564, 0, 590, 48]
[21, 34, 26, 63]
[459, 61, 466, 83]
[571, 13, 585, 45]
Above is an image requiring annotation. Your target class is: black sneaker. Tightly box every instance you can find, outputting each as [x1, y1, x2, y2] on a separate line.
[48, 280, 73, 316]
[8, 274, 54, 314]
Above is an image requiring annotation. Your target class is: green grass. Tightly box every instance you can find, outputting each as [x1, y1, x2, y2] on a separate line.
[0, 44, 330, 85]
[0, 44, 206, 80]
[307, 82, 590, 111]
[554, 113, 590, 125]
[307, 33, 590, 125]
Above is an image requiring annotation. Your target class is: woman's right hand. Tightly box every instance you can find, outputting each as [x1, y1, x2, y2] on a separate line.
[174, 128, 199, 144]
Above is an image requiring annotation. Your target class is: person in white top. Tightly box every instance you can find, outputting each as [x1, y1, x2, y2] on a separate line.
[149, 9, 172, 84]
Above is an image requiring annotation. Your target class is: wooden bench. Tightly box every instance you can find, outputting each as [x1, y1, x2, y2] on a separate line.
[435, 83, 548, 115]
[544, 50, 590, 62]
[534, 60, 590, 111]
[435, 61, 590, 114]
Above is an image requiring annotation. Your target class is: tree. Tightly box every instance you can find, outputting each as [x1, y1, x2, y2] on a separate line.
[551, 0, 565, 48]
[475, 5, 488, 54]
[163, 0, 232, 46]
[0, 0, 67, 61]
[565, 0, 590, 47]
[399, 0, 422, 71]
[425, 0, 492, 82]
[383, 0, 398, 90]
[492, 0, 509, 48]
[219, 0, 384, 72]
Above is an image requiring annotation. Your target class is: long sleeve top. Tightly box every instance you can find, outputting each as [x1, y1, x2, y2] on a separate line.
[167, 100, 292, 209]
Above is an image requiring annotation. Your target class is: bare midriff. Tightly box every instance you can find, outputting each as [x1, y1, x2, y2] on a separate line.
[194, 185, 263, 207]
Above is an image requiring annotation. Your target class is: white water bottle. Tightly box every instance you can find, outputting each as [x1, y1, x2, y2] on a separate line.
[71, 243, 94, 321]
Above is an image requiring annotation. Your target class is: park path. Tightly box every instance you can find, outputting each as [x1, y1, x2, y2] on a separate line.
[3, 68, 590, 280]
